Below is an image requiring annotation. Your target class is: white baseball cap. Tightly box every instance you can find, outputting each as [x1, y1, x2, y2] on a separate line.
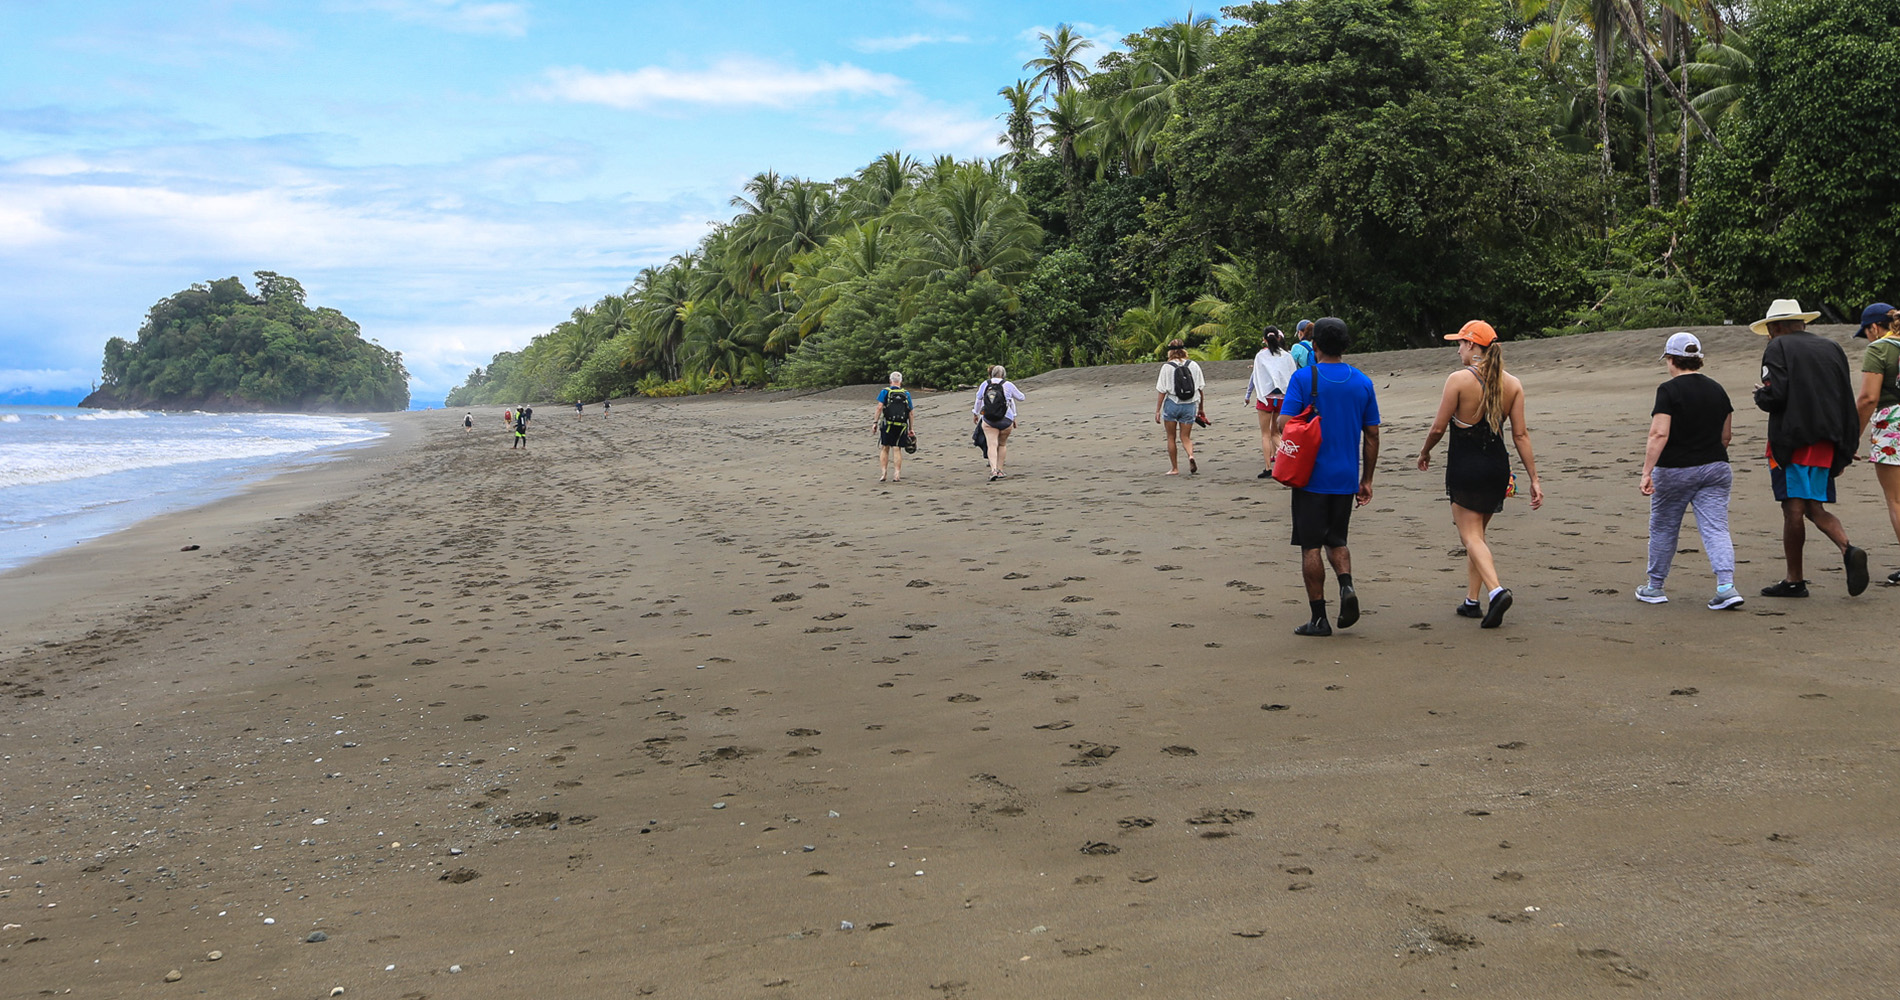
[1663, 332, 1703, 358]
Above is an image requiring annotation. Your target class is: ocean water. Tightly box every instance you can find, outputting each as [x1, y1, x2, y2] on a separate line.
[0, 406, 387, 573]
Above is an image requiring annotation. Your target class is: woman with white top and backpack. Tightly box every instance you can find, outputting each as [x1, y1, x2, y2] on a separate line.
[1154, 339, 1207, 475]
[973, 365, 1026, 482]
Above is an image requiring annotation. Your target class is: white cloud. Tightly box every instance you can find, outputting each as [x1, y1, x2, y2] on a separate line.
[0, 369, 94, 395]
[849, 33, 971, 53]
[332, 0, 530, 37]
[538, 60, 907, 110]
[878, 99, 1003, 159]
[0, 147, 722, 403]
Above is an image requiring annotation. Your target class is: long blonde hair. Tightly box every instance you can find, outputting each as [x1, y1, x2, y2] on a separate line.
[1473, 342, 1504, 434]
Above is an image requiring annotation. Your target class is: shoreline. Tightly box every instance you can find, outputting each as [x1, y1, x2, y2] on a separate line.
[0, 414, 418, 660]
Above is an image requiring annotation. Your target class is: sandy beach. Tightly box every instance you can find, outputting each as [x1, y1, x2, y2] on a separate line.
[3, 325, 1897, 998]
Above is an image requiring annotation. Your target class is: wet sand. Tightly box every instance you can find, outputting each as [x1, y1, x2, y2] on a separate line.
[3, 325, 1897, 998]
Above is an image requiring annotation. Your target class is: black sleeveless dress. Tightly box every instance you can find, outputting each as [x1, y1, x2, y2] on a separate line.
[1445, 370, 1511, 513]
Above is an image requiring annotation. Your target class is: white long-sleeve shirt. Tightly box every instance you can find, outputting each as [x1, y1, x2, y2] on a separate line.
[1247, 348, 1297, 403]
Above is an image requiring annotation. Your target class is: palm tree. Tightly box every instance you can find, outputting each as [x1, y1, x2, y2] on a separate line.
[1025, 23, 1094, 97]
[1686, 34, 1751, 129]
[789, 219, 901, 339]
[629, 261, 693, 379]
[996, 80, 1042, 169]
[1518, 0, 1722, 218]
[1188, 260, 1258, 353]
[681, 294, 767, 385]
[896, 163, 1043, 285]
[1040, 89, 1090, 175]
[1118, 11, 1218, 172]
[1116, 289, 1193, 362]
[842, 151, 920, 220]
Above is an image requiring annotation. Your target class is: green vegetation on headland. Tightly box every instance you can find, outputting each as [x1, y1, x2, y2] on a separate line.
[446, 0, 1899, 406]
[84, 272, 409, 412]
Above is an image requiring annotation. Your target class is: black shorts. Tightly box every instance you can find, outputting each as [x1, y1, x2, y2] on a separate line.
[1289, 488, 1353, 549]
[879, 423, 908, 447]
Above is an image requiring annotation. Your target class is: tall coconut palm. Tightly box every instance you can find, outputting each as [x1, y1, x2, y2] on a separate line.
[997, 80, 1042, 169]
[1118, 11, 1218, 170]
[1040, 89, 1090, 175]
[1519, 0, 1722, 219]
[1025, 23, 1094, 97]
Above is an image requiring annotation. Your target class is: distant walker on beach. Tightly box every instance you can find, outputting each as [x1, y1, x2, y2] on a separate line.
[974, 365, 1025, 482]
[873, 371, 914, 483]
[1153, 339, 1206, 475]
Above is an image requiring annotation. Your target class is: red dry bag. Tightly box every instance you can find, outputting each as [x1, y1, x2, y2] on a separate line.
[1271, 366, 1322, 489]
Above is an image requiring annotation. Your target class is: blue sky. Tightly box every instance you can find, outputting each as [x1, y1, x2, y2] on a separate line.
[0, 0, 1198, 407]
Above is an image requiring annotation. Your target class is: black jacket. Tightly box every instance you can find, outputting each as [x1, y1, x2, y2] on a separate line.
[1753, 330, 1857, 474]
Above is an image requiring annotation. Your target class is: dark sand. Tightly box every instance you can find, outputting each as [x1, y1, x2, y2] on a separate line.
[2, 326, 1897, 998]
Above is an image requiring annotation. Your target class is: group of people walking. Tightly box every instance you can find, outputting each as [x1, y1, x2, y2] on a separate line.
[863, 297, 1900, 638]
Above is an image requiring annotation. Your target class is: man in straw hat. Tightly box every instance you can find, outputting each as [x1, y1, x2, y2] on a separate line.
[1752, 298, 1868, 598]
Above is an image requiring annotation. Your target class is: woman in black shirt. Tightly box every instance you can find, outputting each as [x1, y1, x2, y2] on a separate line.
[1637, 333, 1740, 609]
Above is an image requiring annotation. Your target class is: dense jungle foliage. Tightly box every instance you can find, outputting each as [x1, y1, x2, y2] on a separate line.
[447, 0, 1899, 405]
[90, 272, 410, 411]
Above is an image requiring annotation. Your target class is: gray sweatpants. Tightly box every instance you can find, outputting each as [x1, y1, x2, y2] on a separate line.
[1647, 461, 1736, 587]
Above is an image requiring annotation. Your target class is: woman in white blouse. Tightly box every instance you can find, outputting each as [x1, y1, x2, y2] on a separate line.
[1244, 327, 1297, 478]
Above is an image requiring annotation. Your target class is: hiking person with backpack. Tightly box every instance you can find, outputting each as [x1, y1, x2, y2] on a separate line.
[873, 371, 915, 483]
[973, 364, 1025, 482]
[1154, 339, 1207, 475]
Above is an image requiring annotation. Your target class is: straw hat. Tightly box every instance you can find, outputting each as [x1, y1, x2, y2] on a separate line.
[1750, 298, 1821, 336]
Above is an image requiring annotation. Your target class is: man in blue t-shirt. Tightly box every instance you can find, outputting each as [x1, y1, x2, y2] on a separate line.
[1275, 316, 1381, 636]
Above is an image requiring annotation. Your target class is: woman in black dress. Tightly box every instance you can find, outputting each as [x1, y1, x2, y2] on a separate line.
[1416, 321, 1543, 628]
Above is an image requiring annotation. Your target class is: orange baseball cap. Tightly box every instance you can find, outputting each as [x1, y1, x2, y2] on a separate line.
[1445, 320, 1497, 346]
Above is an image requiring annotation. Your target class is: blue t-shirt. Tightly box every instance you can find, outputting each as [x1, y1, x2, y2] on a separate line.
[1290, 341, 1315, 369]
[1278, 362, 1381, 495]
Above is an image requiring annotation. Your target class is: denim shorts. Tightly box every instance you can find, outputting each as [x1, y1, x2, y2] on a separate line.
[1161, 399, 1198, 424]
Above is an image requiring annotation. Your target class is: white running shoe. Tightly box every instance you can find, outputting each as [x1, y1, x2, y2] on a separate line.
[1635, 584, 1668, 604]
[1707, 585, 1744, 610]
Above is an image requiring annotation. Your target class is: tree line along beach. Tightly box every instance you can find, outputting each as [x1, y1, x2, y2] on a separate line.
[3, 324, 1898, 997]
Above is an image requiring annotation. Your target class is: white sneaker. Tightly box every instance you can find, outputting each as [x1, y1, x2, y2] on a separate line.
[1707, 585, 1744, 610]
[1635, 584, 1668, 604]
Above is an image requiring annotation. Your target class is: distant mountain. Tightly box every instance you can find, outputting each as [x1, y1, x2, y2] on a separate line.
[81, 272, 409, 412]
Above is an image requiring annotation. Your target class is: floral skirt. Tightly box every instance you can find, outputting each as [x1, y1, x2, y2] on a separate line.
[1871, 404, 1900, 465]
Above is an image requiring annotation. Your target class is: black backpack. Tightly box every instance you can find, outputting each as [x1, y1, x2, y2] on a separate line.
[882, 388, 911, 425]
[981, 380, 1009, 421]
[1170, 361, 1196, 401]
